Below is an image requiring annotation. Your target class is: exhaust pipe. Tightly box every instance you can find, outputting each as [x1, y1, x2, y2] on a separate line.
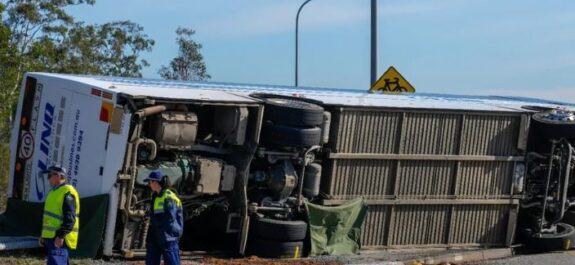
[134, 105, 166, 119]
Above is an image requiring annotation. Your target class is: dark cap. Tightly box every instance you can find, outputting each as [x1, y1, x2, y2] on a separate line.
[144, 170, 165, 182]
[42, 165, 67, 176]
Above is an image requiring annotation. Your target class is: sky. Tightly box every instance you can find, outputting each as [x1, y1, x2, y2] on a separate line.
[67, 0, 575, 102]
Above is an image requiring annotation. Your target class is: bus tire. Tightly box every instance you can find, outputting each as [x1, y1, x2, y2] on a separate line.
[264, 97, 324, 127]
[248, 237, 304, 258]
[528, 222, 575, 252]
[563, 210, 575, 226]
[262, 123, 321, 147]
[251, 217, 308, 241]
[527, 111, 575, 153]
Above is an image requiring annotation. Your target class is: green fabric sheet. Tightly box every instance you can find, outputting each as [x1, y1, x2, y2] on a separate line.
[0, 194, 109, 258]
[305, 197, 368, 256]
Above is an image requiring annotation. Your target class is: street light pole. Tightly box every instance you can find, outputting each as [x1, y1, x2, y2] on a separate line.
[371, 0, 378, 85]
[295, 0, 312, 87]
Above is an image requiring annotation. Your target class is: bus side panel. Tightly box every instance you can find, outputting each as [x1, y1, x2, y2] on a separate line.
[101, 107, 131, 194]
[13, 77, 111, 202]
[60, 89, 110, 198]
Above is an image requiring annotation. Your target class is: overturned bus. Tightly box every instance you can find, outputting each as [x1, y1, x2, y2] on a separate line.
[3, 72, 575, 257]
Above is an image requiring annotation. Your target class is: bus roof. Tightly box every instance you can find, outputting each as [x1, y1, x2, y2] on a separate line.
[29, 72, 574, 112]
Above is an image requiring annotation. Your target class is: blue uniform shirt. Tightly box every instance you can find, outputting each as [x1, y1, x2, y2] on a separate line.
[147, 189, 184, 247]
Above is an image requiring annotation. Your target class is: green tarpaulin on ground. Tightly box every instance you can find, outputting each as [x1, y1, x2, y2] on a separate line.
[305, 197, 368, 256]
[0, 194, 109, 258]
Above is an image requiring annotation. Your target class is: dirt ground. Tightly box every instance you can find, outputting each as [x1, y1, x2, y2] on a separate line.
[0, 251, 344, 265]
[197, 257, 342, 265]
[127, 256, 342, 265]
[0, 247, 489, 265]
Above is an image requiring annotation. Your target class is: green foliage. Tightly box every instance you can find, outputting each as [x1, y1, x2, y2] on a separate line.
[0, 142, 8, 212]
[0, 0, 155, 206]
[0, 0, 155, 142]
[31, 21, 155, 77]
[0, 2, 19, 139]
[158, 27, 210, 81]
[0, 3, 18, 210]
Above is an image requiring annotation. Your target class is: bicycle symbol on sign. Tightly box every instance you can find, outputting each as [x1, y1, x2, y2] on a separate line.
[381, 77, 407, 92]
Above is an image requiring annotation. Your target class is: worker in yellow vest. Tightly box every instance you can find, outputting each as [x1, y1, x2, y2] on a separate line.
[38, 165, 80, 265]
[144, 170, 183, 265]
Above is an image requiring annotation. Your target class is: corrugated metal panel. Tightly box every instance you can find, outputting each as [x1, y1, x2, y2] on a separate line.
[331, 110, 466, 155]
[361, 205, 390, 246]
[388, 205, 450, 246]
[331, 110, 401, 153]
[449, 205, 510, 244]
[326, 160, 513, 199]
[456, 161, 514, 198]
[460, 115, 520, 156]
[326, 159, 395, 200]
[396, 161, 455, 198]
[360, 204, 512, 247]
[331, 110, 522, 156]
[323, 108, 522, 248]
[400, 113, 461, 155]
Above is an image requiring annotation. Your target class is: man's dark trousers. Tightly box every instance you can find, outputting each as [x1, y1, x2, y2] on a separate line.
[146, 240, 180, 265]
[45, 239, 69, 265]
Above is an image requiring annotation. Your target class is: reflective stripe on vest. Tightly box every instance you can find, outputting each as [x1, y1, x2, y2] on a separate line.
[41, 184, 80, 250]
[153, 190, 182, 214]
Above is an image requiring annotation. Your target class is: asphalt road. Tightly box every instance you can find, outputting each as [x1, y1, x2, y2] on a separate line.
[3, 249, 575, 265]
[468, 251, 575, 265]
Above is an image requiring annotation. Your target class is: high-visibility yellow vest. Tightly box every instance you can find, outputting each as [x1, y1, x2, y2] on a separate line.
[41, 184, 80, 249]
[153, 189, 182, 214]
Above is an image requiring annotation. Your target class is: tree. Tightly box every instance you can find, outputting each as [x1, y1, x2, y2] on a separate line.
[4, 0, 94, 93]
[0, 0, 155, 133]
[39, 21, 155, 77]
[0, 2, 14, 211]
[0, 0, 155, 135]
[0, 0, 155, 142]
[158, 27, 210, 81]
[0, 0, 155, 207]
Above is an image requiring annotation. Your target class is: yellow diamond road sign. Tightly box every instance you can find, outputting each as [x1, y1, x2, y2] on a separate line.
[370, 66, 415, 93]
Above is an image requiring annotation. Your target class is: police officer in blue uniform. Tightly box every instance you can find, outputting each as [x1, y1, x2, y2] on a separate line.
[144, 171, 184, 265]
